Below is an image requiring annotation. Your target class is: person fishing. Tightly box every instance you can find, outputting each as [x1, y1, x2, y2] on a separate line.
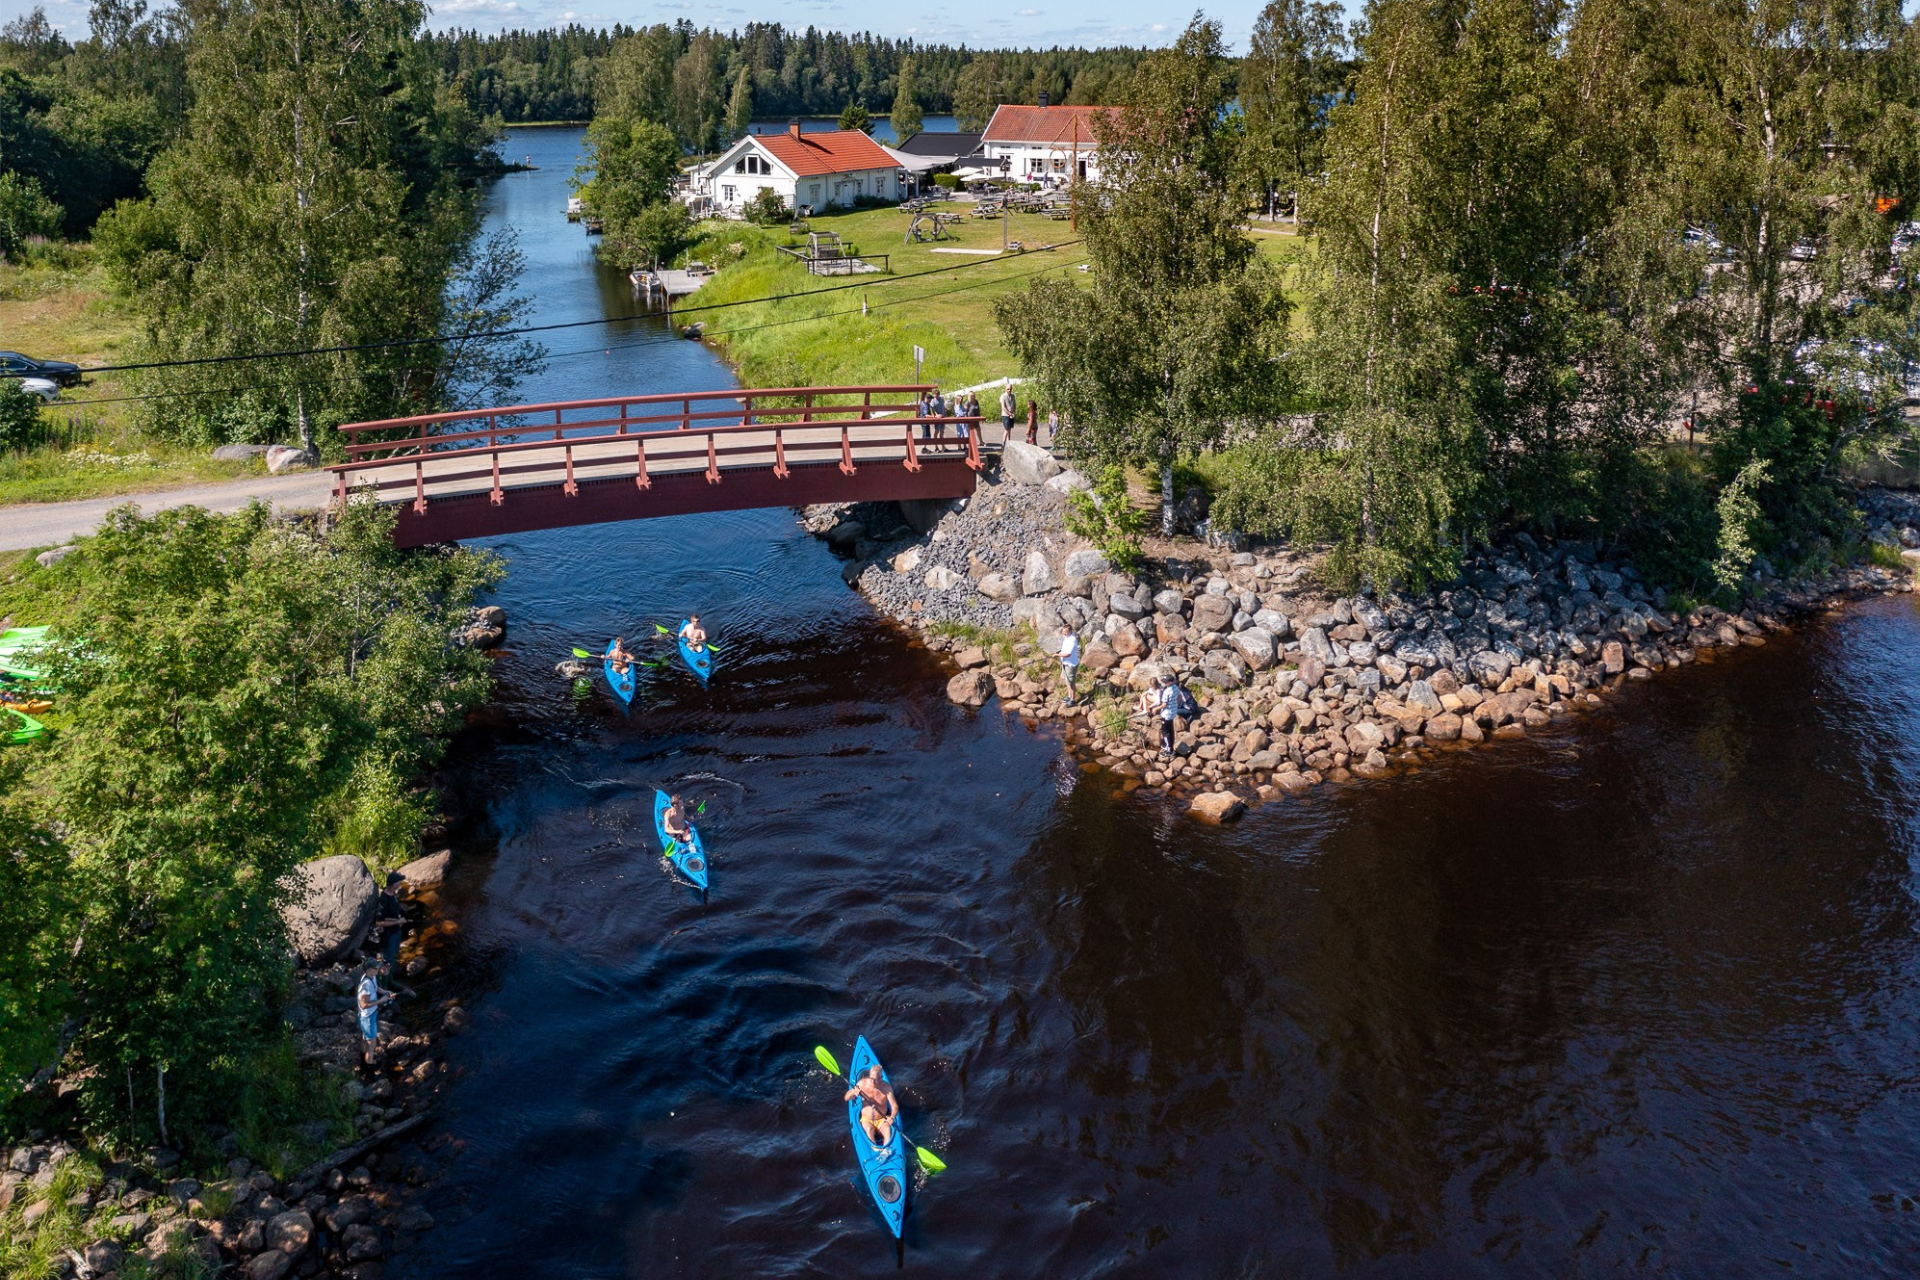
[845, 1065, 900, 1151]
[662, 793, 692, 848]
[1057, 627, 1081, 705]
[357, 960, 396, 1073]
[607, 636, 635, 673]
[679, 615, 708, 653]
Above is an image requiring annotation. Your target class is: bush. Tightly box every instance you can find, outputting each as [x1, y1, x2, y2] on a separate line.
[1065, 464, 1148, 571]
[742, 186, 789, 226]
[932, 173, 960, 190]
[0, 380, 46, 451]
[0, 173, 63, 263]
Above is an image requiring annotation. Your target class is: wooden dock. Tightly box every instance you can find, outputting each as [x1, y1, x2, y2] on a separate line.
[630, 267, 713, 304]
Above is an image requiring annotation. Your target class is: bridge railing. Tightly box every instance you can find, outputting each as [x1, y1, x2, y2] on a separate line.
[328, 385, 987, 515]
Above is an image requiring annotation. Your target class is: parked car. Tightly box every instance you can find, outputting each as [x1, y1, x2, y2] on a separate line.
[14, 377, 60, 404]
[0, 351, 82, 387]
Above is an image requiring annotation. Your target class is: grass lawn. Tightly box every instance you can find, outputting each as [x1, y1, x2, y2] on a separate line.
[679, 200, 1093, 398]
[0, 250, 256, 506]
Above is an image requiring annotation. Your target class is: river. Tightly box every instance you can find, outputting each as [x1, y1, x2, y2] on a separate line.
[394, 126, 1920, 1278]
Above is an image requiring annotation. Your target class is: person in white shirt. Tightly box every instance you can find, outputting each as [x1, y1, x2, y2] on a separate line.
[1057, 628, 1081, 704]
[999, 381, 1017, 439]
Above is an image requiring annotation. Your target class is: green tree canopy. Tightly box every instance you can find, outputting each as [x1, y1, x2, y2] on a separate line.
[890, 56, 923, 142]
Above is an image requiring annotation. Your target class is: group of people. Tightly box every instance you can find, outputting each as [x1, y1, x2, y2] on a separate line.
[915, 381, 1060, 451]
[1049, 623, 1197, 756]
[604, 616, 707, 677]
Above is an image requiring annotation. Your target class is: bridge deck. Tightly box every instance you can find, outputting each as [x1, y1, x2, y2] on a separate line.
[329, 385, 1000, 547]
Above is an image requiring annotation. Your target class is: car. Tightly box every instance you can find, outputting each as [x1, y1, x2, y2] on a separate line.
[0, 351, 82, 387]
[13, 377, 60, 404]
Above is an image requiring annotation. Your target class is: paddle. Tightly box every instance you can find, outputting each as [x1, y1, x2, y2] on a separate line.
[576, 645, 668, 669]
[813, 1045, 948, 1174]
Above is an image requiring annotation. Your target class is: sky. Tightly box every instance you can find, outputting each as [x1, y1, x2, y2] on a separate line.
[7, 0, 1290, 54]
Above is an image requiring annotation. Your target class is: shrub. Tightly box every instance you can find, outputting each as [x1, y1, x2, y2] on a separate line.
[0, 173, 62, 263]
[932, 173, 960, 190]
[0, 380, 46, 451]
[1065, 464, 1147, 572]
[1712, 458, 1770, 600]
[742, 186, 789, 226]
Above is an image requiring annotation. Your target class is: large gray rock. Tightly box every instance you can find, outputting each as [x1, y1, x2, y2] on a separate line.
[1045, 470, 1092, 493]
[1023, 551, 1057, 595]
[396, 849, 451, 888]
[1108, 592, 1147, 621]
[264, 445, 317, 475]
[1252, 608, 1291, 638]
[1011, 597, 1064, 636]
[1190, 593, 1234, 633]
[1152, 589, 1185, 615]
[266, 1210, 314, 1257]
[1202, 648, 1249, 688]
[1405, 679, 1445, 713]
[946, 669, 994, 707]
[977, 573, 1020, 603]
[280, 856, 378, 966]
[1228, 627, 1278, 670]
[212, 443, 271, 462]
[1468, 649, 1514, 684]
[1064, 549, 1110, 578]
[1297, 626, 1336, 665]
[924, 565, 960, 591]
[34, 545, 75, 569]
[1000, 440, 1063, 485]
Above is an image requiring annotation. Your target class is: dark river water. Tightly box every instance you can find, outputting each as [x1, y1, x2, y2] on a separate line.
[397, 128, 1920, 1278]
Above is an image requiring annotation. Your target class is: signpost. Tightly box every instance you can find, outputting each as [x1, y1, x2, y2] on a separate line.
[913, 344, 925, 382]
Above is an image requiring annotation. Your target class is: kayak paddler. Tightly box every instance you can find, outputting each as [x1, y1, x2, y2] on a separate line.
[607, 636, 635, 674]
[679, 615, 708, 654]
[662, 794, 692, 847]
[845, 1065, 900, 1152]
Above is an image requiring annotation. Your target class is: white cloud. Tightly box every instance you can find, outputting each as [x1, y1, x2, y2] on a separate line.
[1016, 7, 1039, 14]
[434, 0, 521, 12]
[1149, 20, 1167, 30]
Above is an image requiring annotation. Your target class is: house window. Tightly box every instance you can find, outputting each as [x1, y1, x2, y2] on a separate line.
[809, 183, 820, 203]
[722, 185, 736, 203]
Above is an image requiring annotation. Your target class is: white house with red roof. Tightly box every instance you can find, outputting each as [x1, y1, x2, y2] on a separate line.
[689, 122, 905, 217]
[979, 98, 1118, 187]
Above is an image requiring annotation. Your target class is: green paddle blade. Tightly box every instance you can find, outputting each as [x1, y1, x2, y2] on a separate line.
[910, 1141, 948, 1174]
[813, 1045, 843, 1078]
[696, 800, 707, 814]
[654, 623, 673, 634]
[572, 647, 595, 659]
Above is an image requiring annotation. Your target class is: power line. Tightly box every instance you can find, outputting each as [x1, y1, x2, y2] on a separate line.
[51, 253, 1088, 409]
[76, 240, 1085, 376]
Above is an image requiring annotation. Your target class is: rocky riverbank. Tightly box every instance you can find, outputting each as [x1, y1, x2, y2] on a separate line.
[807, 445, 1919, 820]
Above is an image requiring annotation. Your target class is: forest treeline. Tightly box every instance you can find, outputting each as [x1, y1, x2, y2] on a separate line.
[422, 23, 1154, 136]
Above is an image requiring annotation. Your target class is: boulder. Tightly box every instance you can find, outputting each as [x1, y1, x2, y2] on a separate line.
[1023, 551, 1058, 595]
[824, 520, 866, 553]
[1108, 592, 1148, 621]
[264, 445, 317, 475]
[212, 443, 271, 462]
[1190, 593, 1234, 633]
[1202, 648, 1249, 688]
[1252, 608, 1291, 638]
[265, 1210, 313, 1257]
[34, 545, 76, 569]
[246, 1250, 292, 1280]
[84, 1239, 125, 1274]
[1468, 649, 1514, 684]
[396, 849, 451, 889]
[1045, 470, 1092, 493]
[1064, 549, 1110, 578]
[280, 856, 378, 966]
[977, 573, 1019, 603]
[1297, 626, 1336, 665]
[1011, 597, 1064, 635]
[924, 565, 960, 591]
[1424, 712, 1464, 742]
[1189, 792, 1247, 823]
[1405, 679, 1445, 714]
[1601, 640, 1626, 675]
[946, 669, 994, 707]
[1001, 440, 1063, 485]
[1152, 589, 1186, 615]
[1295, 656, 1326, 689]
[1228, 627, 1278, 671]
[952, 646, 989, 669]
[1428, 668, 1462, 695]
[890, 547, 922, 574]
[1110, 625, 1148, 658]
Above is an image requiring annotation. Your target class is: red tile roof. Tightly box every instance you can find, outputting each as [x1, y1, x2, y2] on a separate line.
[981, 105, 1118, 146]
[757, 129, 898, 177]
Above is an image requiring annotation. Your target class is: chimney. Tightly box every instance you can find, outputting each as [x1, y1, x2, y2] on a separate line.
[1038, 90, 1049, 108]
[789, 118, 802, 140]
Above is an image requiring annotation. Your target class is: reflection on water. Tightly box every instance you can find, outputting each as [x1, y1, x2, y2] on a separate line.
[396, 132, 1920, 1278]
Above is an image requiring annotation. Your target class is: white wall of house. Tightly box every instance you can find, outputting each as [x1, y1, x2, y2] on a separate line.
[691, 136, 905, 216]
[978, 141, 1102, 186]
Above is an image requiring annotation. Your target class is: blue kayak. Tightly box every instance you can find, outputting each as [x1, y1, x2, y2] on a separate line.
[677, 621, 713, 682]
[603, 641, 635, 704]
[847, 1036, 909, 1241]
[652, 791, 710, 892]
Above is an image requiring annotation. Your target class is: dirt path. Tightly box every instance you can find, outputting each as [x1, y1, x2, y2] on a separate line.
[0, 471, 334, 552]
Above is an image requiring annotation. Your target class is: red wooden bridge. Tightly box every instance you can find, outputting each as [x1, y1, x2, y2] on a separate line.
[328, 385, 988, 548]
